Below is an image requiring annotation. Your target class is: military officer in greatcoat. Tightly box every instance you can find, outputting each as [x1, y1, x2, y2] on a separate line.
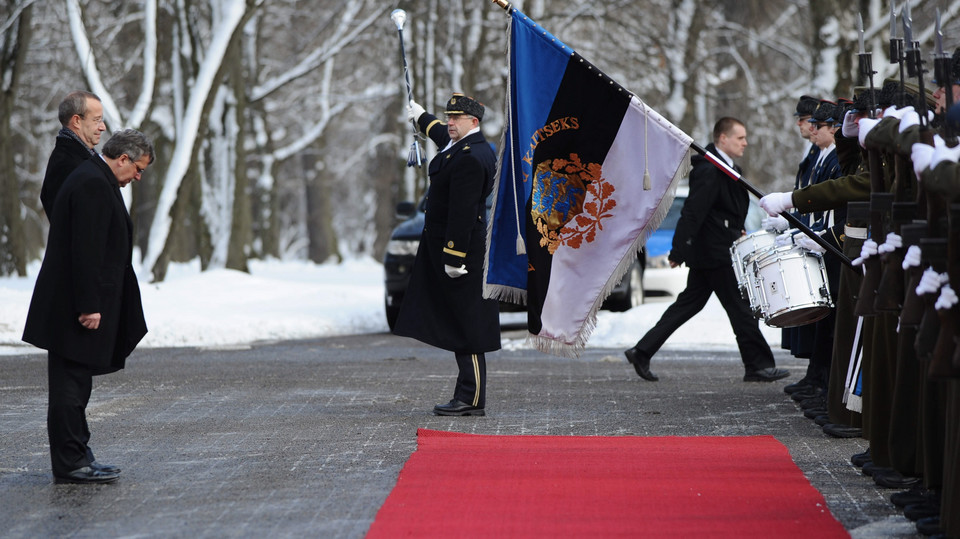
[394, 93, 501, 416]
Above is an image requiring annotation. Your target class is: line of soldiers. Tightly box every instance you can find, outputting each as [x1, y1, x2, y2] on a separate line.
[755, 53, 960, 538]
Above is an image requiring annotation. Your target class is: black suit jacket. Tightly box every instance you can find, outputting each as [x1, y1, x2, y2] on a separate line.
[40, 135, 93, 220]
[23, 158, 147, 373]
[670, 143, 749, 269]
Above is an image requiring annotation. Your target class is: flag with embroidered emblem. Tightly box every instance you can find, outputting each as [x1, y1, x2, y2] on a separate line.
[484, 8, 693, 358]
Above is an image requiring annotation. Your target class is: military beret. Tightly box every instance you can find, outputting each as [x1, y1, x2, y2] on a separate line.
[794, 95, 819, 117]
[444, 93, 485, 121]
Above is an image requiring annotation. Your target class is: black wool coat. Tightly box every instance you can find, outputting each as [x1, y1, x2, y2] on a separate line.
[669, 143, 749, 269]
[40, 135, 92, 220]
[23, 158, 147, 373]
[392, 113, 501, 353]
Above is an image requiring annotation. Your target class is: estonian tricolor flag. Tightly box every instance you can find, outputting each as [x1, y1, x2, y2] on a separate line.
[484, 8, 693, 358]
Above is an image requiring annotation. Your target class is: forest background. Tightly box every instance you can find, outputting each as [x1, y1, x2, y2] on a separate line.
[2, 0, 958, 281]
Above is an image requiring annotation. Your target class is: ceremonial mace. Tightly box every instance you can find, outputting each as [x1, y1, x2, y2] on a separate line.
[391, 9, 425, 167]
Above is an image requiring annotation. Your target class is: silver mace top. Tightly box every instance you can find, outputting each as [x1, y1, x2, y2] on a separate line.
[391, 9, 407, 31]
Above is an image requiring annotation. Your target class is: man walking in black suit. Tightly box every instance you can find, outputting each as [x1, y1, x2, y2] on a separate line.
[394, 93, 501, 416]
[624, 117, 788, 383]
[23, 129, 154, 484]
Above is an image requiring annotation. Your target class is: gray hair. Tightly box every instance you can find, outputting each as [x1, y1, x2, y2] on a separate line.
[58, 91, 101, 127]
[102, 129, 155, 164]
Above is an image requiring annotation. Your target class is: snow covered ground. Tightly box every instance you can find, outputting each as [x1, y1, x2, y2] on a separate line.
[0, 257, 781, 356]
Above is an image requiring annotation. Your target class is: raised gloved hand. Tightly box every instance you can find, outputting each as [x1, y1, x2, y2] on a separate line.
[902, 245, 922, 270]
[842, 110, 860, 138]
[407, 100, 426, 123]
[761, 215, 789, 233]
[935, 284, 957, 310]
[929, 140, 960, 170]
[444, 264, 468, 278]
[912, 142, 936, 179]
[759, 192, 794, 217]
[898, 109, 920, 132]
[878, 232, 902, 254]
[852, 238, 878, 266]
[795, 231, 826, 254]
[883, 105, 911, 120]
[916, 268, 948, 295]
[858, 117, 882, 148]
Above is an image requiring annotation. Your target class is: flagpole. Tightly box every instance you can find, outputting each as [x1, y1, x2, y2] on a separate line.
[490, 0, 511, 11]
[690, 142, 854, 268]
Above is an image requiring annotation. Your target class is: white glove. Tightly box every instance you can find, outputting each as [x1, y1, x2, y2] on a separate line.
[929, 141, 960, 170]
[759, 192, 794, 217]
[852, 238, 878, 266]
[899, 109, 920, 132]
[407, 100, 426, 123]
[775, 231, 795, 247]
[884, 105, 910, 119]
[936, 284, 958, 310]
[916, 268, 948, 295]
[878, 232, 902, 254]
[841, 111, 860, 138]
[902, 245, 922, 270]
[858, 117, 881, 148]
[912, 143, 935, 178]
[761, 215, 789, 232]
[795, 232, 826, 254]
[444, 264, 468, 278]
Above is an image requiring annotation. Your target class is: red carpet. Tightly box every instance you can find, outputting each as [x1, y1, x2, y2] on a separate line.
[366, 429, 848, 538]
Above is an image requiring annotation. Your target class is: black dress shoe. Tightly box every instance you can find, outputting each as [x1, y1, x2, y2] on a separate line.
[875, 470, 922, 489]
[915, 516, 942, 536]
[850, 447, 871, 468]
[54, 466, 119, 484]
[624, 348, 658, 381]
[890, 485, 927, 508]
[433, 399, 485, 416]
[862, 462, 891, 477]
[783, 378, 814, 394]
[904, 502, 940, 521]
[822, 423, 862, 438]
[814, 414, 832, 426]
[743, 367, 789, 382]
[90, 461, 121, 474]
[803, 406, 826, 419]
[791, 386, 822, 402]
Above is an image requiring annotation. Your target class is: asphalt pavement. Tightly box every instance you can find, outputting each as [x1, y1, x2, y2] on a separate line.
[0, 330, 923, 538]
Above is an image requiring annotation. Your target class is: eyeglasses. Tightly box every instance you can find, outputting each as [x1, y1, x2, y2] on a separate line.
[82, 115, 105, 125]
[126, 155, 145, 176]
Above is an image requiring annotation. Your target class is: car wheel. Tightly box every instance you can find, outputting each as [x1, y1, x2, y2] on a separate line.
[385, 298, 401, 331]
[607, 263, 644, 312]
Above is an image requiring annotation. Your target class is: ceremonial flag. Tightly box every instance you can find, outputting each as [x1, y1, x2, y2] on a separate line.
[484, 8, 693, 357]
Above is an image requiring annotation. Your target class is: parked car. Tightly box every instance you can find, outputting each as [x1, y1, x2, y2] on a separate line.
[382, 197, 644, 330]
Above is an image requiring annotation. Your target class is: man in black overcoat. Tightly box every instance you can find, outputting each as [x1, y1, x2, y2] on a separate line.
[23, 129, 154, 484]
[624, 117, 788, 383]
[40, 91, 106, 219]
[394, 93, 501, 416]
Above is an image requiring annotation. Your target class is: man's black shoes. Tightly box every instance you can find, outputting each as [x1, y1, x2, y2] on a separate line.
[90, 461, 121, 474]
[54, 466, 119, 484]
[624, 348, 658, 381]
[433, 399, 485, 416]
[743, 367, 790, 382]
[822, 423, 863, 438]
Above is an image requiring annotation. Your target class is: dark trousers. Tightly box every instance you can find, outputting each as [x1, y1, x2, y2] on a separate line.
[634, 264, 774, 372]
[453, 352, 485, 408]
[48, 351, 96, 476]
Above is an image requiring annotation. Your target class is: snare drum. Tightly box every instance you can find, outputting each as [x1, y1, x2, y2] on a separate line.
[730, 229, 778, 307]
[753, 245, 833, 328]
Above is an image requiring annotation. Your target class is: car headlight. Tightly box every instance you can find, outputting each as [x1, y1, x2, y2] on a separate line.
[386, 239, 420, 256]
[646, 253, 672, 269]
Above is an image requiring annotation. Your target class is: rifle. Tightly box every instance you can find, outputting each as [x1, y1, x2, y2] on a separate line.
[854, 190, 892, 316]
[898, 222, 929, 328]
[915, 238, 947, 365]
[929, 204, 960, 377]
[874, 202, 919, 311]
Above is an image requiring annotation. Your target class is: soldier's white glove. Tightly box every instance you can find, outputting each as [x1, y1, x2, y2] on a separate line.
[408, 100, 426, 123]
[912, 143, 935, 179]
[842, 110, 860, 138]
[761, 215, 789, 233]
[936, 284, 957, 310]
[899, 109, 920, 132]
[902, 245, 922, 270]
[884, 105, 910, 119]
[759, 192, 794, 217]
[858, 117, 882, 148]
[444, 264, 468, 278]
[774, 231, 795, 247]
[852, 238, 878, 266]
[878, 232, 902, 254]
[795, 231, 826, 254]
[916, 269, 948, 295]
[930, 141, 960, 170]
